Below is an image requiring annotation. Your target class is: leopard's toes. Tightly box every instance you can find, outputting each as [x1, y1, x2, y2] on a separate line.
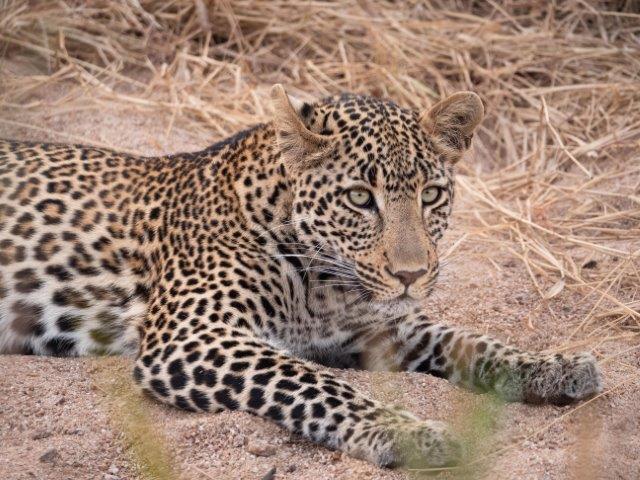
[415, 421, 462, 468]
[557, 352, 603, 404]
[525, 352, 603, 405]
[377, 420, 461, 469]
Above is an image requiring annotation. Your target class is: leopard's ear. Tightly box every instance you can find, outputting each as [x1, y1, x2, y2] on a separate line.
[420, 91, 484, 163]
[271, 84, 335, 172]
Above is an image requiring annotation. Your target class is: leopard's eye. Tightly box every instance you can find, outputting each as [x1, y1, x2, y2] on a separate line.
[421, 186, 443, 206]
[346, 188, 375, 209]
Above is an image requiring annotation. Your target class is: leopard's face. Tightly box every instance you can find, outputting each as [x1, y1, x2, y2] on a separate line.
[279, 93, 467, 312]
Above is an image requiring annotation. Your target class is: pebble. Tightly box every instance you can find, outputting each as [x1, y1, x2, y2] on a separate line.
[261, 467, 276, 480]
[39, 448, 60, 463]
[246, 439, 277, 457]
[31, 430, 52, 440]
[514, 294, 526, 305]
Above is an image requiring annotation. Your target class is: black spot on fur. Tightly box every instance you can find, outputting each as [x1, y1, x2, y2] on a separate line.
[44, 337, 76, 356]
[214, 388, 239, 410]
[255, 357, 277, 370]
[170, 372, 188, 390]
[190, 388, 210, 410]
[150, 379, 169, 397]
[193, 366, 217, 387]
[265, 405, 284, 422]
[222, 373, 245, 394]
[253, 371, 276, 385]
[247, 387, 266, 410]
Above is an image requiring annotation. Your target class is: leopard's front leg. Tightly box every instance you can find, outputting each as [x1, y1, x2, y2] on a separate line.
[348, 313, 602, 405]
[134, 321, 461, 468]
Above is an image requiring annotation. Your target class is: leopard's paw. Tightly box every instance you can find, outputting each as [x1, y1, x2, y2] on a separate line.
[524, 352, 603, 405]
[372, 420, 461, 469]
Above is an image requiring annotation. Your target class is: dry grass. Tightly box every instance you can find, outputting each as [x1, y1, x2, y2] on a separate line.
[92, 358, 177, 480]
[0, 2, 639, 474]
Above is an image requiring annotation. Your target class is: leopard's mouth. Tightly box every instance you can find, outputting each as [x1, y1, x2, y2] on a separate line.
[398, 292, 413, 300]
[310, 255, 437, 308]
[376, 277, 438, 304]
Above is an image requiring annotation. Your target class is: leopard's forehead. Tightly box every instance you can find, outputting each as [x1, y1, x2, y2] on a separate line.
[313, 94, 423, 144]
[303, 94, 449, 193]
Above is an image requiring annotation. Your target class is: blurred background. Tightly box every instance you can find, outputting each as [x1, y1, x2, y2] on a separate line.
[0, 1, 638, 479]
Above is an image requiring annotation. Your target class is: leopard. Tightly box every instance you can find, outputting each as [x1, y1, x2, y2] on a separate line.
[0, 84, 602, 468]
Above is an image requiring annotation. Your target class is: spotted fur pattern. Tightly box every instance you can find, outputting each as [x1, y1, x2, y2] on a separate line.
[0, 90, 602, 468]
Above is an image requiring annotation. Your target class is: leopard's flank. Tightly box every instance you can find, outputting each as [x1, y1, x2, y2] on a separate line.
[0, 85, 602, 468]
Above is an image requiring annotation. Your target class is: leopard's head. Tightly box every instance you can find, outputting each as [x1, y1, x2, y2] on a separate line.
[272, 85, 483, 313]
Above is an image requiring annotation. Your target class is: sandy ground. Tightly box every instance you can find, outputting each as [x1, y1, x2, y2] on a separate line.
[0, 72, 639, 480]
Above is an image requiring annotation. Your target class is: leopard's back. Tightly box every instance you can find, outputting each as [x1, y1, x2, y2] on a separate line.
[0, 140, 150, 355]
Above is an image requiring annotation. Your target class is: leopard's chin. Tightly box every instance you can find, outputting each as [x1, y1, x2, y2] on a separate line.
[369, 295, 423, 317]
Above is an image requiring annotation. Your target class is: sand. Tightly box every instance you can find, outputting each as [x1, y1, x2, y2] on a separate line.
[0, 71, 638, 480]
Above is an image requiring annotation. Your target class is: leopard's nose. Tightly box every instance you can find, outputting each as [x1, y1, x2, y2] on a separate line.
[388, 268, 429, 287]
